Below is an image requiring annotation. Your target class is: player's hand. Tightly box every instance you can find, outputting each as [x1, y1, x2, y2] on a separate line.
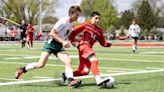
[71, 41, 78, 47]
[62, 41, 70, 48]
[75, 36, 81, 42]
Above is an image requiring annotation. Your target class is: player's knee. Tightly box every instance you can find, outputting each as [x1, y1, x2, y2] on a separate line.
[90, 57, 98, 62]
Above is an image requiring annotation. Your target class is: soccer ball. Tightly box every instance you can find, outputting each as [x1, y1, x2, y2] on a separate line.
[103, 76, 116, 89]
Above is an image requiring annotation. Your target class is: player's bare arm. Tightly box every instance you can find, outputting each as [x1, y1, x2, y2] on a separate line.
[50, 28, 70, 48]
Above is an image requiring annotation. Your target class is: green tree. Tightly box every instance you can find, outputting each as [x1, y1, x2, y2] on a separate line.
[108, 25, 116, 39]
[120, 10, 135, 29]
[119, 25, 126, 36]
[80, 0, 117, 31]
[131, 0, 164, 28]
[137, 0, 157, 30]
[0, 0, 57, 25]
[42, 16, 58, 24]
[158, 17, 164, 27]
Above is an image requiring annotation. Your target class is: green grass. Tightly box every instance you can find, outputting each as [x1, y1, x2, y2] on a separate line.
[0, 42, 164, 92]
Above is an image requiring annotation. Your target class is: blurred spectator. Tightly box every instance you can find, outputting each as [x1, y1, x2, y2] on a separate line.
[37, 32, 42, 41]
[9, 26, 17, 37]
[0, 18, 7, 40]
[26, 24, 35, 48]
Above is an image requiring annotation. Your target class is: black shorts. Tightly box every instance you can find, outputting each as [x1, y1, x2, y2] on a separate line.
[131, 37, 138, 40]
[20, 34, 26, 40]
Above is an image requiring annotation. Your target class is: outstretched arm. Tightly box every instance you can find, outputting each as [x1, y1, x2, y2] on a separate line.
[50, 27, 70, 48]
[98, 31, 112, 47]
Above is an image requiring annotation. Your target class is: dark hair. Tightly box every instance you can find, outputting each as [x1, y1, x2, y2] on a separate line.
[68, 5, 81, 15]
[132, 18, 137, 22]
[91, 11, 101, 17]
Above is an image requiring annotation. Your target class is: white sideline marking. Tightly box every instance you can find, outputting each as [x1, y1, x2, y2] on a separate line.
[0, 69, 164, 86]
[2, 56, 164, 63]
[99, 58, 164, 63]
[0, 61, 144, 71]
[1, 53, 164, 62]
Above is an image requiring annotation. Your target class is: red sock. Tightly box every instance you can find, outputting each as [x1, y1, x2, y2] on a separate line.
[91, 60, 99, 76]
[73, 70, 88, 76]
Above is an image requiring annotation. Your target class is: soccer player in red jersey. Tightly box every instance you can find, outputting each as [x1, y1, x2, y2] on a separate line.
[62, 11, 112, 86]
[26, 24, 35, 48]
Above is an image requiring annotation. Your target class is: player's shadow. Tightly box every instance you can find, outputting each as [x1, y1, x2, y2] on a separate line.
[116, 81, 132, 85]
[80, 82, 117, 89]
[80, 82, 95, 87]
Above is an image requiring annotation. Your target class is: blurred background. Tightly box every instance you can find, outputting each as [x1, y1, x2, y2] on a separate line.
[0, 0, 164, 41]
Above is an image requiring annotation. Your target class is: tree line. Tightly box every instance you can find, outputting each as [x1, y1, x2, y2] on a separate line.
[0, 0, 164, 35]
[0, 0, 58, 25]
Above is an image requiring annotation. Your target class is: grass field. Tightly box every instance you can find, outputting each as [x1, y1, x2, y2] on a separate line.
[0, 41, 164, 92]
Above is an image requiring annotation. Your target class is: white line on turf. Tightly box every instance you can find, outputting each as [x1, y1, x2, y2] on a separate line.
[0, 61, 144, 71]
[2, 56, 164, 63]
[0, 69, 164, 86]
[1, 53, 164, 62]
[99, 58, 164, 63]
[3, 57, 164, 63]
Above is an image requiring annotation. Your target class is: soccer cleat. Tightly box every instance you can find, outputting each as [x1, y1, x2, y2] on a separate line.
[61, 72, 67, 84]
[68, 79, 82, 88]
[97, 78, 110, 86]
[15, 68, 23, 79]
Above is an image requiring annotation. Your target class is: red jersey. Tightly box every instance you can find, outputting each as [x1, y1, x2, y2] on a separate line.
[26, 25, 35, 40]
[70, 22, 111, 47]
[26, 25, 34, 33]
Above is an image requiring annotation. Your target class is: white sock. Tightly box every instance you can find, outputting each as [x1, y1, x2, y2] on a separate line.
[65, 67, 73, 78]
[132, 45, 135, 50]
[135, 46, 138, 49]
[95, 75, 101, 84]
[25, 63, 36, 71]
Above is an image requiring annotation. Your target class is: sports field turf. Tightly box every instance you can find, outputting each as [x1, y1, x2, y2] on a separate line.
[0, 41, 164, 92]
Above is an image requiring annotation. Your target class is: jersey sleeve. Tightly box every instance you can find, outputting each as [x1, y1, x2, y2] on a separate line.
[128, 25, 132, 35]
[53, 20, 65, 33]
[69, 23, 85, 42]
[98, 30, 112, 47]
[137, 25, 140, 33]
